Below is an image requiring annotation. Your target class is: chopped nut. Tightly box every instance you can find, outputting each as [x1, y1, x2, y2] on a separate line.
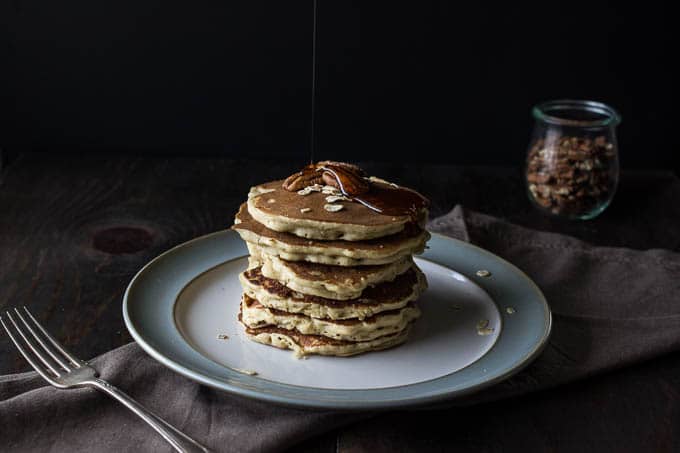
[325, 195, 350, 203]
[324, 204, 344, 212]
[322, 185, 340, 195]
[320, 163, 369, 195]
[526, 134, 616, 217]
[477, 319, 494, 336]
[296, 184, 323, 196]
[284, 167, 324, 191]
[578, 160, 594, 171]
[284, 162, 368, 195]
[536, 185, 552, 197]
[527, 172, 552, 184]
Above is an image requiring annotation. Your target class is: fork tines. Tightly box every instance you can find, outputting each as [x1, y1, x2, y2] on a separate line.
[1, 307, 83, 382]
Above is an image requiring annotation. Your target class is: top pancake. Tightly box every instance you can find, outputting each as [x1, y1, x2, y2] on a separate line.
[248, 180, 428, 241]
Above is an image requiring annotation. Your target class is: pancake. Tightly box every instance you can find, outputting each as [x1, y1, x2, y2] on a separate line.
[241, 294, 420, 342]
[238, 265, 427, 320]
[248, 180, 427, 241]
[240, 308, 412, 357]
[233, 203, 430, 266]
[249, 248, 413, 300]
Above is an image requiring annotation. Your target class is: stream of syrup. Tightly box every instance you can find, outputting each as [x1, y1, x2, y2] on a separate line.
[309, 0, 318, 164]
[306, 4, 427, 220]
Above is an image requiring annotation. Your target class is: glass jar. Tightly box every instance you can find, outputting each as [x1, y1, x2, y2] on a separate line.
[525, 100, 621, 220]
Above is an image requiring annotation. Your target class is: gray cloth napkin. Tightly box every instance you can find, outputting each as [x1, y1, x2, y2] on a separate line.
[2, 206, 680, 452]
[428, 206, 680, 405]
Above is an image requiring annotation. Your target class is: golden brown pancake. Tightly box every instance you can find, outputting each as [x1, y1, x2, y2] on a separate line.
[249, 249, 413, 300]
[239, 301, 413, 357]
[239, 265, 427, 320]
[233, 203, 430, 266]
[248, 180, 427, 241]
[241, 294, 420, 342]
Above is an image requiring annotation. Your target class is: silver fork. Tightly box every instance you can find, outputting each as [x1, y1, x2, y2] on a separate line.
[1, 307, 210, 453]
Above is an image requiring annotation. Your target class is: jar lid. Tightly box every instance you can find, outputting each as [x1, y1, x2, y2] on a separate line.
[533, 100, 621, 128]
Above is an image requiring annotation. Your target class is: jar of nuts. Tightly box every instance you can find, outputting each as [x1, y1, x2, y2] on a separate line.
[525, 100, 621, 219]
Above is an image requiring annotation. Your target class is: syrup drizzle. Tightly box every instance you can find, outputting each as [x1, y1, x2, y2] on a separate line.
[309, 0, 318, 164]
[319, 164, 428, 221]
[302, 5, 427, 218]
[318, 164, 369, 195]
[353, 185, 429, 221]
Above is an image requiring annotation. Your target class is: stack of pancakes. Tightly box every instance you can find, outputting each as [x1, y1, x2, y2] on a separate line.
[232, 164, 430, 357]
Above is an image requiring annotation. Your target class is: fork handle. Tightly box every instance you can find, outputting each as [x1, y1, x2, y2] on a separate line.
[88, 378, 210, 453]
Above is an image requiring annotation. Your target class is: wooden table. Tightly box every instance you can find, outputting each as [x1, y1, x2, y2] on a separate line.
[1, 154, 679, 452]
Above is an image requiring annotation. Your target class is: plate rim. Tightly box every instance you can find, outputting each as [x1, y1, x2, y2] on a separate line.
[123, 230, 552, 410]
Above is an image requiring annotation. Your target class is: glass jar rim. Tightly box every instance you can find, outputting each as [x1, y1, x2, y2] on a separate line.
[533, 99, 622, 128]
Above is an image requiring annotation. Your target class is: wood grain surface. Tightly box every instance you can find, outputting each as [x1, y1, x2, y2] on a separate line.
[1, 154, 679, 452]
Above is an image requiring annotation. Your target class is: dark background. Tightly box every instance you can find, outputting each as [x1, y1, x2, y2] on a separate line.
[1, 0, 677, 169]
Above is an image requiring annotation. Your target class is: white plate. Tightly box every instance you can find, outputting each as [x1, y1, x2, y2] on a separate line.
[175, 257, 501, 390]
[123, 231, 551, 409]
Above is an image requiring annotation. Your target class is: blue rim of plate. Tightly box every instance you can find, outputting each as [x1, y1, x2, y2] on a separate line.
[123, 230, 551, 410]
